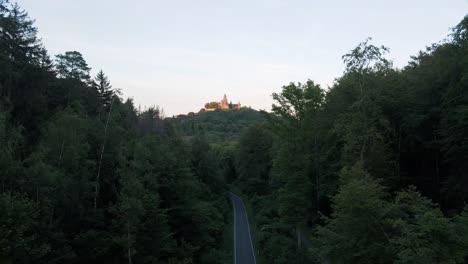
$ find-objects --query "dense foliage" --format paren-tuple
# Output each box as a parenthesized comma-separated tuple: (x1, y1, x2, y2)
(167, 108, 264, 143)
(234, 17, 468, 263)
(0, 2, 229, 263)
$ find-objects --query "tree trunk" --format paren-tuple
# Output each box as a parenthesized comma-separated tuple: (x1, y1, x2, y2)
(432, 127, 440, 189)
(49, 207, 54, 228)
(360, 140, 366, 163)
(397, 126, 402, 182)
(127, 222, 132, 264)
(296, 226, 302, 249)
(58, 139, 65, 168)
(94, 98, 114, 209)
(314, 134, 320, 213)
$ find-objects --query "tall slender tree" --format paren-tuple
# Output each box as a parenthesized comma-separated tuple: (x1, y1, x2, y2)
(270, 80, 324, 247)
(93, 70, 114, 109)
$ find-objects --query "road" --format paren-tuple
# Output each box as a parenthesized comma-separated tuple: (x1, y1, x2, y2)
(230, 193, 257, 264)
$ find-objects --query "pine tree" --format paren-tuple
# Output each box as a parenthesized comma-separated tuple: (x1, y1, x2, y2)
(93, 70, 114, 110)
(55, 51, 91, 81)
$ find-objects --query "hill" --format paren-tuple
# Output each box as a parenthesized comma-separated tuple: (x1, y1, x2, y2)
(168, 108, 265, 143)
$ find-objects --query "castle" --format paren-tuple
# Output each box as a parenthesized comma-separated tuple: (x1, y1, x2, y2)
(204, 94, 241, 111)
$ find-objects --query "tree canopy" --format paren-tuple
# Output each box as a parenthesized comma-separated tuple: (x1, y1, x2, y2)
(234, 16, 468, 263)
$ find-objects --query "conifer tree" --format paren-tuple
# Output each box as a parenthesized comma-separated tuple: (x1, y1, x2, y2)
(93, 70, 114, 109)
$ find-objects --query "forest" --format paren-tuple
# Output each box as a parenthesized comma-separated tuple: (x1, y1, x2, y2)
(0, 2, 230, 263)
(167, 108, 264, 143)
(1, 1, 468, 263)
(234, 18, 468, 263)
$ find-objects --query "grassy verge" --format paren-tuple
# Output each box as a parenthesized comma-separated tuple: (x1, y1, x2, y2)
(221, 194, 233, 263)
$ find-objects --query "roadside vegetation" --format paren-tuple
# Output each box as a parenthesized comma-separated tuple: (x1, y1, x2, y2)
(233, 17, 468, 264)
(0, 2, 229, 263)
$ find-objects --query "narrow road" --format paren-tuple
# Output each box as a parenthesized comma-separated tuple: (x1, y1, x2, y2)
(230, 193, 257, 264)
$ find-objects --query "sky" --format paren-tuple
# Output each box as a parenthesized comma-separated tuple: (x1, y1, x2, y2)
(17, 0, 467, 116)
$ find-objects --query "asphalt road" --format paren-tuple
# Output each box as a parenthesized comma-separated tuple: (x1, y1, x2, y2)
(230, 193, 257, 264)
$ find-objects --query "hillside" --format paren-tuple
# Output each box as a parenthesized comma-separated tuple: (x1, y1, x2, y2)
(168, 108, 265, 143)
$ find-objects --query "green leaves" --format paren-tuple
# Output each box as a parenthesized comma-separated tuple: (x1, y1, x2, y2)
(391, 189, 468, 264)
(236, 125, 273, 195)
(93, 70, 114, 110)
(342, 37, 392, 73)
(55, 51, 91, 81)
(0, 2, 234, 263)
(451, 16, 468, 44)
(0, 105, 22, 190)
(0, 2, 44, 66)
(315, 164, 391, 264)
(0, 193, 50, 263)
(271, 80, 324, 124)
(315, 166, 468, 264)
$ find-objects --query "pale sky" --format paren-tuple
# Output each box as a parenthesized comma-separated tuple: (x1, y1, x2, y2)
(18, 0, 467, 116)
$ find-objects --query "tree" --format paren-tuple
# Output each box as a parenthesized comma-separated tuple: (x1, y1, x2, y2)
(271, 80, 324, 123)
(214, 142, 237, 183)
(54, 51, 96, 110)
(190, 136, 223, 192)
(270, 80, 324, 247)
(390, 188, 468, 264)
(315, 163, 393, 264)
(0, 104, 22, 192)
(236, 125, 273, 195)
(437, 17, 468, 211)
(93, 70, 114, 109)
(137, 106, 164, 136)
(0, 2, 43, 72)
(342, 37, 391, 74)
(0, 2, 231, 263)
(0, 193, 50, 263)
(38, 109, 94, 235)
(115, 169, 145, 264)
(329, 38, 398, 189)
(204, 101, 219, 109)
(0, 2, 51, 139)
(55, 51, 90, 81)
(315, 164, 468, 264)
(134, 189, 175, 264)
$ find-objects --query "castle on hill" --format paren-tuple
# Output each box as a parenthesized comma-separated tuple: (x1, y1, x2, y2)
(204, 94, 241, 111)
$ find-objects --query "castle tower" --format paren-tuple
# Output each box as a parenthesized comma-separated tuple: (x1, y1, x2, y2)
(219, 94, 229, 109)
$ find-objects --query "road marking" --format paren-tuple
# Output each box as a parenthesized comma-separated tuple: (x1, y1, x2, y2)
(240, 198, 257, 264)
